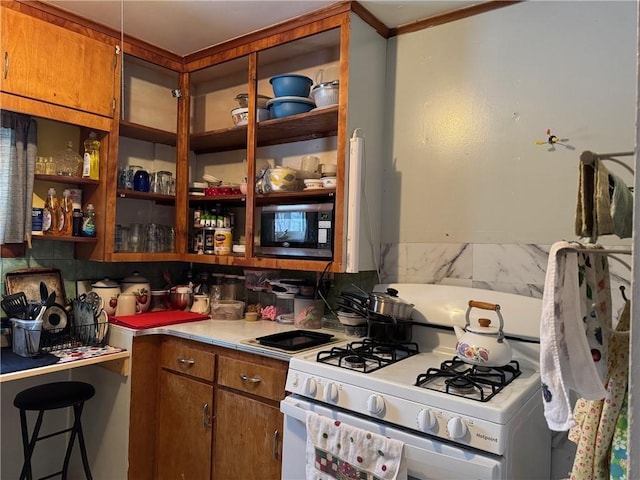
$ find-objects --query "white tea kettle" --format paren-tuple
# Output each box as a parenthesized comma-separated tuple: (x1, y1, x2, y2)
(453, 300, 512, 367)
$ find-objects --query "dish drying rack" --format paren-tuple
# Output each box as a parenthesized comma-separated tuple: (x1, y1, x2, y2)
(40, 320, 109, 352)
(12, 315, 108, 357)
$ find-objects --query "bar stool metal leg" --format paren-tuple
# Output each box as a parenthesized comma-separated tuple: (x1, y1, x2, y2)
(61, 402, 92, 480)
(19, 409, 45, 480)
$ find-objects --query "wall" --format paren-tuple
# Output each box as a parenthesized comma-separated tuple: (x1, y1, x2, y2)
(379, 2, 637, 479)
(380, 1, 635, 310)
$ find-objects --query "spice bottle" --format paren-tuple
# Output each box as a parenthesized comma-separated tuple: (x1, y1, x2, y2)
(81, 203, 96, 237)
(83, 132, 100, 180)
(43, 188, 59, 235)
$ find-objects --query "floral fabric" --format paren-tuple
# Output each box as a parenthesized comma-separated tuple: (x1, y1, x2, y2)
(568, 301, 629, 479)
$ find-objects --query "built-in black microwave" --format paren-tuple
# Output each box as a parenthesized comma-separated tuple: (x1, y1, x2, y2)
(256, 203, 333, 259)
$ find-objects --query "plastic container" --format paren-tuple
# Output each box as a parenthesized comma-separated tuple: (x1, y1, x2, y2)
(83, 131, 100, 180)
(266, 96, 315, 119)
(81, 204, 96, 237)
(214, 227, 232, 255)
(43, 188, 59, 235)
(210, 300, 245, 320)
(11, 318, 42, 357)
(269, 74, 313, 97)
(293, 297, 324, 329)
(275, 292, 295, 320)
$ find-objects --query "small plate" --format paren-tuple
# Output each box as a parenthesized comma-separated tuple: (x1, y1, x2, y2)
(304, 186, 325, 190)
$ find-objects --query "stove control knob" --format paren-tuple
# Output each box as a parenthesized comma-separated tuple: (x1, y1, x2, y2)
(366, 394, 385, 415)
(324, 382, 338, 403)
(417, 409, 437, 431)
(303, 378, 318, 397)
(447, 417, 467, 439)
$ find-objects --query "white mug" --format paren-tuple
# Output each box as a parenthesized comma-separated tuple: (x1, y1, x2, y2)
(191, 294, 210, 314)
(115, 292, 141, 316)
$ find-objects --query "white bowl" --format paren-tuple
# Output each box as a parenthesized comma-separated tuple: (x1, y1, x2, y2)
(231, 107, 270, 126)
(321, 176, 337, 188)
(310, 81, 339, 108)
(337, 311, 367, 326)
(304, 179, 323, 189)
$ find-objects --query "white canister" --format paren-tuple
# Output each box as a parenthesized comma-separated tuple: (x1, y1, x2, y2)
(120, 272, 151, 312)
(91, 278, 121, 315)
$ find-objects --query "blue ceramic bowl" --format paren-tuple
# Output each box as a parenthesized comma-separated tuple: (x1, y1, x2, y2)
(269, 74, 313, 97)
(267, 96, 315, 119)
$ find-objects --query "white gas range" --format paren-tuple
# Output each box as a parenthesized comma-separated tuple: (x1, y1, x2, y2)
(280, 284, 551, 480)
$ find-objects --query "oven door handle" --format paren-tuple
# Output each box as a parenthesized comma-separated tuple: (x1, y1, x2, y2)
(280, 396, 310, 421)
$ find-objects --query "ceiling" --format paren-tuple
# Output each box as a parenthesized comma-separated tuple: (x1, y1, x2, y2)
(43, 1, 480, 57)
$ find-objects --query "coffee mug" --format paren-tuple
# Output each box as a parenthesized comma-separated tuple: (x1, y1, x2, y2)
(115, 292, 141, 316)
(191, 294, 210, 314)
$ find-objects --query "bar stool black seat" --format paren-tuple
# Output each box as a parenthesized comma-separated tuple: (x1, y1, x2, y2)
(14, 381, 95, 480)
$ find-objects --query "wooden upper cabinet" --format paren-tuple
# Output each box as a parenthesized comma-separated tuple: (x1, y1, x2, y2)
(1, 7, 118, 117)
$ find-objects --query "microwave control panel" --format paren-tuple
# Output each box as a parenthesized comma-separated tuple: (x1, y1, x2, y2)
(318, 211, 333, 248)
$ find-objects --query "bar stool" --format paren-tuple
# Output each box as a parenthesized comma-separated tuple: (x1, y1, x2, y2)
(14, 381, 95, 480)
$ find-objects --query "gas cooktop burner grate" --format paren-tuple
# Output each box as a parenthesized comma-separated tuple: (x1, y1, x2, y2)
(316, 339, 419, 373)
(415, 357, 521, 402)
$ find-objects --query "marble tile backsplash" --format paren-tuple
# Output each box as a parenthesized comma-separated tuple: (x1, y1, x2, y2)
(380, 242, 631, 318)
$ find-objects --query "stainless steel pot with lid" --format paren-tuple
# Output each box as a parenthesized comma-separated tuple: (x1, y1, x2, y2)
(367, 288, 414, 320)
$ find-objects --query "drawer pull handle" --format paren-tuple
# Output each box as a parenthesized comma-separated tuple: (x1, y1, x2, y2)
(4, 52, 8, 79)
(202, 403, 212, 428)
(273, 429, 280, 459)
(178, 357, 195, 365)
(240, 373, 261, 383)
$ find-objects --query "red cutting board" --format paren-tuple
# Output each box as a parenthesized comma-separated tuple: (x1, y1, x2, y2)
(109, 310, 210, 329)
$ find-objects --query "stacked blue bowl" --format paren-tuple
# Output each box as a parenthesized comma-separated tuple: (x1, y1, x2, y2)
(267, 74, 315, 119)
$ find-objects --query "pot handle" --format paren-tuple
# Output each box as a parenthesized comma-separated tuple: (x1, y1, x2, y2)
(465, 300, 505, 343)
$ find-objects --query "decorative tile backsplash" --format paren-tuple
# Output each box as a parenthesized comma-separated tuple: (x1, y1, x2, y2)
(380, 242, 631, 319)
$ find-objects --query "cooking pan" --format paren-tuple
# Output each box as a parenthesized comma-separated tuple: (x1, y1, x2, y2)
(367, 316, 412, 343)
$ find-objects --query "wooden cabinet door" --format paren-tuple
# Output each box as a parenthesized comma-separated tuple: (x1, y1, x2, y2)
(213, 389, 283, 479)
(156, 371, 213, 479)
(1, 7, 117, 117)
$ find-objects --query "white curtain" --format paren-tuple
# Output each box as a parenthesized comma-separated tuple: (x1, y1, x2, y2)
(0, 111, 37, 244)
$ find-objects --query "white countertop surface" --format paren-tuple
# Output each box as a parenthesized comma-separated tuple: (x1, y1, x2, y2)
(111, 318, 346, 362)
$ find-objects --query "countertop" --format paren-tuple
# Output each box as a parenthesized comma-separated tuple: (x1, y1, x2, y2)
(110, 317, 346, 362)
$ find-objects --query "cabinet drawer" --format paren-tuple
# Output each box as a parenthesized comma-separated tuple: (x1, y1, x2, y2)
(217, 356, 286, 402)
(160, 339, 215, 382)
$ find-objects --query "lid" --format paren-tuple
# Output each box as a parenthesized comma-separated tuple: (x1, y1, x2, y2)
(467, 318, 500, 335)
(48, 188, 56, 195)
(269, 74, 313, 84)
(370, 288, 414, 306)
(92, 278, 120, 288)
(121, 271, 149, 284)
(266, 96, 315, 107)
(275, 292, 295, 299)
